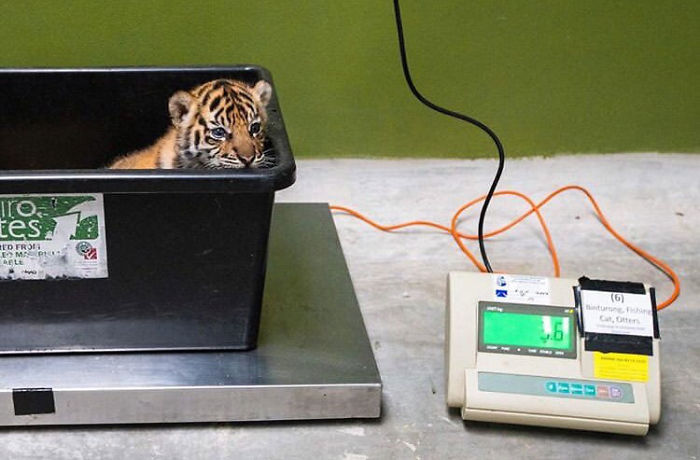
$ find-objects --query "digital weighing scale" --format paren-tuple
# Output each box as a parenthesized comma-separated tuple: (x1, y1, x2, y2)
(446, 272, 660, 435)
(0, 204, 382, 426)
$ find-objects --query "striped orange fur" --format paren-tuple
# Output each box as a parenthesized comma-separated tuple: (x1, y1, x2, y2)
(110, 79, 272, 169)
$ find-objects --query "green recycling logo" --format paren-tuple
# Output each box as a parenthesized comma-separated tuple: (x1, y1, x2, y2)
(0, 196, 100, 242)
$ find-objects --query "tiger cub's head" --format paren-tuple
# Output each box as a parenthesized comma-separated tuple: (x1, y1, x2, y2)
(168, 79, 272, 169)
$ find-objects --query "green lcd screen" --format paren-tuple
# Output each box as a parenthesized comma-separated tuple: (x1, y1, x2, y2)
(482, 310, 572, 350)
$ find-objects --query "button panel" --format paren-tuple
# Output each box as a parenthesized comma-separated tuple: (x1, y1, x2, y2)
(544, 380, 626, 400)
(478, 372, 634, 403)
(544, 380, 624, 399)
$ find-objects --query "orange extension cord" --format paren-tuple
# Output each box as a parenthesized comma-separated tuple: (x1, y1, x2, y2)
(330, 185, 680, 310)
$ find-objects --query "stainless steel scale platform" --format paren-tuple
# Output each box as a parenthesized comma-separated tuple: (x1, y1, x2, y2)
(0, 203, 382, 426)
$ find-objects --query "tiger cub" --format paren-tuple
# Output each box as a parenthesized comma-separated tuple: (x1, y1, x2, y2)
(109, 79, 272, 169)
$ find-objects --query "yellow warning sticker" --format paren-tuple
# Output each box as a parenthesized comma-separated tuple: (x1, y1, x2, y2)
(594, 352, 649, 382)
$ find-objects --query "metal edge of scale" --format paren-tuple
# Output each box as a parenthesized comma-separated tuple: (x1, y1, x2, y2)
(0, 203, 382, 426)
(0, 384, 382, 425)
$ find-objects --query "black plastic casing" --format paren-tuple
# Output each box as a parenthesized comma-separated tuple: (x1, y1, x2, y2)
(0, 66, 296, 353)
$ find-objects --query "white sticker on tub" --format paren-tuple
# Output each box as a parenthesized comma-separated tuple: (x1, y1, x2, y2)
(0, 194, 108, 280)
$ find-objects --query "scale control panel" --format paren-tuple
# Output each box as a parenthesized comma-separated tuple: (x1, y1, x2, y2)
(446, 272, 660, 435)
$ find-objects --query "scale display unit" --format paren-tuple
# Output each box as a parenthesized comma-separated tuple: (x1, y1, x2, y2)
(447, 272, 660, 435)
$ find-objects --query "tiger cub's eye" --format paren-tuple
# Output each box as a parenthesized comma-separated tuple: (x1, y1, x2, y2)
(210, 127, 227, 139)
(249, 122, 261, 136)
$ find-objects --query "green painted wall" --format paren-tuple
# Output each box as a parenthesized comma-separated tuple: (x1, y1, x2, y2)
(1, 1, 697, 158)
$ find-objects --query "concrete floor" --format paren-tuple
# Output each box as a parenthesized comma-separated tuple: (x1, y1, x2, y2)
(1, 154, 698, 459)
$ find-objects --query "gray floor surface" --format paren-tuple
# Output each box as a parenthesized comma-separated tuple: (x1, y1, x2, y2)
(1, 154, 698, 459)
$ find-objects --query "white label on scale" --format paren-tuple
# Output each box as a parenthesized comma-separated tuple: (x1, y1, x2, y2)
(493, 274, 551, 305)
(580, 290, 654, 337)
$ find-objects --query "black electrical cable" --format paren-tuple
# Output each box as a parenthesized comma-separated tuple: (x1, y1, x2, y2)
(392, 0, 505, 273)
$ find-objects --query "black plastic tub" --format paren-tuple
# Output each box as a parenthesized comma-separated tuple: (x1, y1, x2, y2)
(0, 66, 295, 354)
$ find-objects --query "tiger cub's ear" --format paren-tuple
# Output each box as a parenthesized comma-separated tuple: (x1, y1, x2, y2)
(168, 91, 197, 127)
(252, 80, 272, 106)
